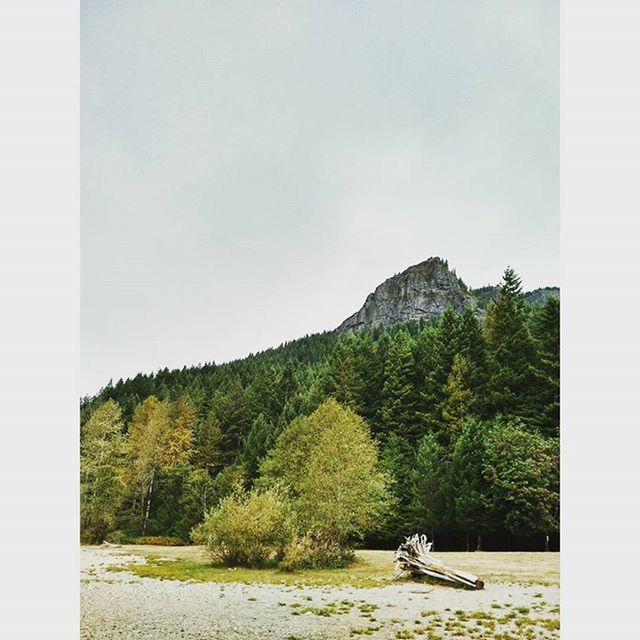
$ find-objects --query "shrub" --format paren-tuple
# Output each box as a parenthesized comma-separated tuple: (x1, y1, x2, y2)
(134, 535, 183, 546)
(279, 532, 355, 571)
(192, 486, 294, 567)
(105, 530, 132, 544)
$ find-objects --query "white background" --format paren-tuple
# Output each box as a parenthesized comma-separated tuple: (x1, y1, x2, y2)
(0, 0, 639, 638)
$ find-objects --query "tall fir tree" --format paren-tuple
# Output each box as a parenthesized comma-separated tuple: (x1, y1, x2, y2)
(241, 413, 276, 482)
(458, 306, 489, 408)
(485, 268, 537, 420)
(322, 335, 362, 411)
(411, 432, 451, 548)
(441, 354, 476, 446)
(418, 306, 461, 440)
(529, 296, 560, 436)
(379, 330, 417, 441)
(451, 418, 497, 551)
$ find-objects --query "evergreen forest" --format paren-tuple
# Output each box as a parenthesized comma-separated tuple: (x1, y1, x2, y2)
(80, 268, 559, 551)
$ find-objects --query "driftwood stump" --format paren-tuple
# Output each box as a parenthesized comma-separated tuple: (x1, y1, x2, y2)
(395, 534, 484, 589)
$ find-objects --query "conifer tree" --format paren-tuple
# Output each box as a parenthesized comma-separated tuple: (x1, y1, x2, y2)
(379, 330, 417, 441)
(529, 296, 560, 436)
(485, 268, 537, 419)
(191, 410, 223, 476)
(242, 413, 276, 481)
(353, 330, 385, 424)
(442, 355, 476, 446)
(419, 306, 462, 439)
(451, 418, 497, 551)
(458, 306, 489, 404)
(322, 335, 361, 411)
(411, 432, 450, 548)
(378, 432, 415, 544)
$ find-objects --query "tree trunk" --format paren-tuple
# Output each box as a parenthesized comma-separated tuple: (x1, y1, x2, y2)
(395, 534, 484, 589)
(476, 534, 482, 551)
(142, 472, 154, 535)
(430, 527, 435, 552)
(466, 532, 470, 552)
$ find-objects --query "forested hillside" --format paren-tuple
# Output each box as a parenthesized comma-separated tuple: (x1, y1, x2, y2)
(81, 267, 559, 551)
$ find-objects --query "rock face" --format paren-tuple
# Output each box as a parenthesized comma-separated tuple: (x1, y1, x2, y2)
(337, 257, 560, 334)
(337, 257, 476, 333)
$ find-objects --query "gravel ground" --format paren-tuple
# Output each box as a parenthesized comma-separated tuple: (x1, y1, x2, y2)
(81, 547, 559, 640)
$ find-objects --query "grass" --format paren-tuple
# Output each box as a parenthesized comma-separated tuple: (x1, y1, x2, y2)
(102, 545, 559, 588)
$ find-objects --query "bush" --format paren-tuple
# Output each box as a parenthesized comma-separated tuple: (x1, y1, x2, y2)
(134, 535, 183, 546)
(105, 530, 132, 545)
(192, 486, 295, 567)
(278, 532, 355, 571)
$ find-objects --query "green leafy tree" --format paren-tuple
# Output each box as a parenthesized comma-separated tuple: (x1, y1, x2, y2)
(163, 395, 195, 469)
(80, 400, 126, 542)
(485, 420, 560, 539)
(261, 399, 390, 546)
(125, 396, 172, 534)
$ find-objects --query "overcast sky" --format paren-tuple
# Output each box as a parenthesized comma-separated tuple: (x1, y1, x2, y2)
(81, 0, 558, 396)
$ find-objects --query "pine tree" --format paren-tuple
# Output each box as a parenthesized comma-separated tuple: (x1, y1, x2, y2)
(529, 296, 560, 436)
(442, 355, 476, 446)
(379, 330, 417, 441)
(411, 432, 450, 548)
(485, 268, 537, 419)
(458, 306, 489, 405)
(451, 418, 497, 551)
(322, 335, 361, 411)
(378, 432, 415, 544)
(352, 331, 384, 423)
(418, 306, 461, 439)
(242, 413, 276, 481)
(191, 410, 223, 476)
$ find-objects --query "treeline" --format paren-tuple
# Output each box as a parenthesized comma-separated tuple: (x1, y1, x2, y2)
(81, 268, 559, 550)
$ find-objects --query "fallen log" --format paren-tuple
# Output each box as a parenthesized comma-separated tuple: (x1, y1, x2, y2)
(101, 540, 122, 548)
(394, 534, 484, 590)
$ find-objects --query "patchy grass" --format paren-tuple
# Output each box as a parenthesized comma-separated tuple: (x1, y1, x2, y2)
(103, 545, 559, 587)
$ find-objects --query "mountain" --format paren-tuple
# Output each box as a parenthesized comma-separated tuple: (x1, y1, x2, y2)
(337, 257, 559, 333)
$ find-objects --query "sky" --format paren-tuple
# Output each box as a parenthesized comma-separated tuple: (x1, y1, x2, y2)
(81, 0, 558, 396)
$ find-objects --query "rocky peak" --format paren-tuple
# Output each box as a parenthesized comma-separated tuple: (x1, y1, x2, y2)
(337, 257, 476, 333)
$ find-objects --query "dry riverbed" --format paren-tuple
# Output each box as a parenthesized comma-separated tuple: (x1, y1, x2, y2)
(81, 546, 559, 640)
